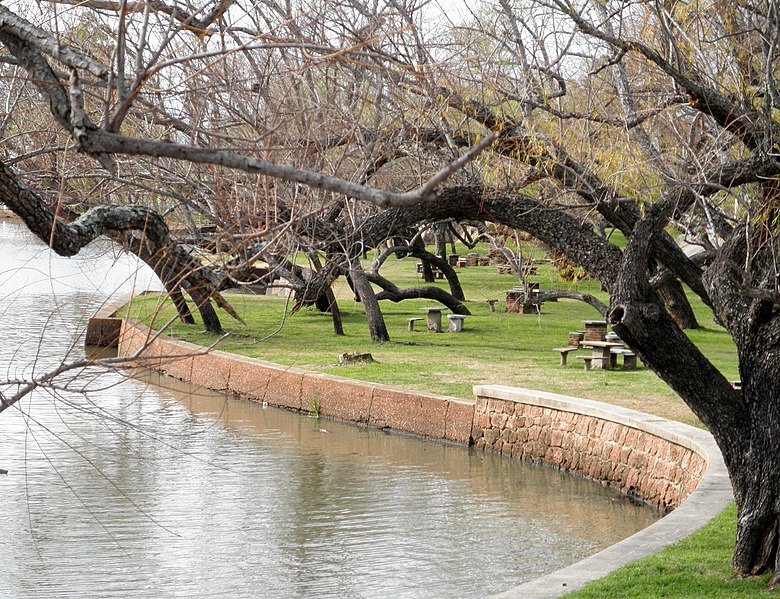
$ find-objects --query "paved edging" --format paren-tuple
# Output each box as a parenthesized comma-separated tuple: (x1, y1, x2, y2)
(483, 386, 733, 598)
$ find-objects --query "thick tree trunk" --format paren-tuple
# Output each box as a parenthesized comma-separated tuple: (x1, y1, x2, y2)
(435, 222, 447, 260)
(420, 259, 435, 283)
(726, 363, 780, 578)
(166, 284, 195, 325)
(349, 261, 390, 342)
(126, 237, 223, 332)
(657, 277, 699, 330)
(366, 271, 471, 315)
(0, 159, 228, 332)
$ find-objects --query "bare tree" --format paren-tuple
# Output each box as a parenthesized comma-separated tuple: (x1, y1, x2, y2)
(7, 0, 780, 583)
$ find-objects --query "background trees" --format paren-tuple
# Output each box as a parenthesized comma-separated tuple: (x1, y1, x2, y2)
(4, 0, 780, 582)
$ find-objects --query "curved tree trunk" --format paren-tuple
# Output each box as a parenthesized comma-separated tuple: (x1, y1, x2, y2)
(366, 272, 471, 315)
(165, 284, 195, 325)
(127, 237, 223, 332)
(531, 290, 608, 315)
(410, 237, 465, 300)
(0, 160, 230, 332)
(349, 260, 390, 342)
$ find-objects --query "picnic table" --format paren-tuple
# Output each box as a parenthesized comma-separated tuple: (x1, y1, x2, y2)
(580, 340, 624, 370)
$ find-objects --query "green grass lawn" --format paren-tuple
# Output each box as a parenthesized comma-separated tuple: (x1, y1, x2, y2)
(121, 242, 755, 597)
(124, 243, 738, 428)
(567, 504, 774, 598)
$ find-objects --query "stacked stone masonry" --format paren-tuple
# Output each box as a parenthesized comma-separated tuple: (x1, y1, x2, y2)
(472, 394, 705, 511)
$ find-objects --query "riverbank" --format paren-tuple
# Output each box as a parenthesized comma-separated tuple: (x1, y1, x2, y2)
(94, 296, 733, 597)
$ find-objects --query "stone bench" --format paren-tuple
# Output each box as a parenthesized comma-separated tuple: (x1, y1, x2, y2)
(610, 348, 637, 370)
(447, 314, 467, 332)
(577, 355, 609, 371)
(552, 347, 579, 366)
(407, 317, 425, 332)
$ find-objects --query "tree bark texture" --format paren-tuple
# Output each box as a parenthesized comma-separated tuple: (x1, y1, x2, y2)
(657, 278, 699, 330)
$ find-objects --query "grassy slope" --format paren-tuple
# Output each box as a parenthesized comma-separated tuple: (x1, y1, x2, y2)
(123, 241, 753, 597)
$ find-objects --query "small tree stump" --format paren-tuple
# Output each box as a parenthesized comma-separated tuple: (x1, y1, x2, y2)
(338, 351, 375, 364)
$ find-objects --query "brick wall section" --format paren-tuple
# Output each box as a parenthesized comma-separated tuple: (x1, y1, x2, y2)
(115, 319, 708, 512)
(472, 393, 706, 511)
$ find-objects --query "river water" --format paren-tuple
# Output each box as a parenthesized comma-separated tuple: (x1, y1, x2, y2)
(0, 220, 660, 598)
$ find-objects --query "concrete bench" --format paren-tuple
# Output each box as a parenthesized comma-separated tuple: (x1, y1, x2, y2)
(407, 317, 424, 332)
(577, 355, 609, 371)
(610, 348, 637, 370)
(553, 347, 578, 366)
(447, 314, 467, 332)
(486, 299, 499, 312)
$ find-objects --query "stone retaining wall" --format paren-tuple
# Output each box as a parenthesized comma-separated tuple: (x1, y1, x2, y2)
(472, 387, 705, 510)
(111, 317, 708, 511)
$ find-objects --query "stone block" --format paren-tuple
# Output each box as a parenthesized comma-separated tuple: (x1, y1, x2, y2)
(369, 386, 448, 438)
(190, 352, 233, 391)
(475, 412, 491, 429)
(487, 398, 507, 413)
(301, 373, 372, 423)
(85, 317, 123, 347)
(483, 428, 499, 445)
(491, 412, 508, 429)
(445, 400, 475, 444)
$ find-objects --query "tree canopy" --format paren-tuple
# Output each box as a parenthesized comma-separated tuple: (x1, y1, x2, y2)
(3, 0, 780, 583)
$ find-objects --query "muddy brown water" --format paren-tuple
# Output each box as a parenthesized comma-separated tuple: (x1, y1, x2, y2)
(0, 221, 660, 598)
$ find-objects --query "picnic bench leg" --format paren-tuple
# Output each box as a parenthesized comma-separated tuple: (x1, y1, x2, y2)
(427, 312, 442, 332)
(590, 348, 610, 369)
(560, 352, 569, 366)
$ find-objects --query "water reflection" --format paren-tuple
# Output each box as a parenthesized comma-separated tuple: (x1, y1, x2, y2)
(0, 220, 660, 598)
